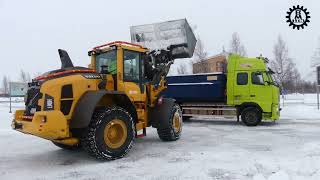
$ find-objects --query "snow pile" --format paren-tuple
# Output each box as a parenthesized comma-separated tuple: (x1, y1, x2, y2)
(280, 94, 320, 120)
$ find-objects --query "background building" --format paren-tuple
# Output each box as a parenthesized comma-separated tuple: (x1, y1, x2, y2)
(193, 51, 229, 74)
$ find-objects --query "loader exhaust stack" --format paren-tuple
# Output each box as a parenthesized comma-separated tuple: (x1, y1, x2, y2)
(58, 49, 74, 69)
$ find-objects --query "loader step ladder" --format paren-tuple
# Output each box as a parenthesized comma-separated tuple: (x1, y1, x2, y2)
(135, 128, 146, 138)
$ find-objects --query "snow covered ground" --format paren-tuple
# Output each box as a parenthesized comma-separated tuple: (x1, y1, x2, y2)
(0, 94, 319, 180)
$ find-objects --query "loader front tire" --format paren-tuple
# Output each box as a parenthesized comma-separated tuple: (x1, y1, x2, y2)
(81, 106, 135, 160)
(157, 104, 183, 141)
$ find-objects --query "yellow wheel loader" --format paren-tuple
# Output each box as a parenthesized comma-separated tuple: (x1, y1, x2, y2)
(12, 19, 196, 160)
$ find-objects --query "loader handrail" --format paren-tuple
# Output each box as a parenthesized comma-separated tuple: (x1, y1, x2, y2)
(35, 69, 96, 81)
(93, 41, 145, 50)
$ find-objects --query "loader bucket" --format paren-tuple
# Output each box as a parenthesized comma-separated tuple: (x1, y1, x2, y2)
(130, 19, 197, 59)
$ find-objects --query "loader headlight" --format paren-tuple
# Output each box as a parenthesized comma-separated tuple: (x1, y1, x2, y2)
(30, 108, 36, 114)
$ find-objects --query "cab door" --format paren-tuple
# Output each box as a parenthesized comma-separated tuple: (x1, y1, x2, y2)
(250, 71, 272, 112)
(233, 71, 250, 105)
(121, 49, 146, 103)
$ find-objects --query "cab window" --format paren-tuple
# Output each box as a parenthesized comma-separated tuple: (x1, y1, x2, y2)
(95, 50, 117, 74)
(123, 50, 140, 82)
(252, 72, 264, 85)
(237, 72, 248, 85)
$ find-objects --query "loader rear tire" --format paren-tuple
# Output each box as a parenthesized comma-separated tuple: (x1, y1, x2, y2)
(81, 106, 135, 160)
(241, 107, 262, 126)
(157, 104, 183, 141)
(52, 141, 81, 150)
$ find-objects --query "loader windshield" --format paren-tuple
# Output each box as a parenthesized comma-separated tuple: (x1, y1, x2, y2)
(96, 50, 117, 74)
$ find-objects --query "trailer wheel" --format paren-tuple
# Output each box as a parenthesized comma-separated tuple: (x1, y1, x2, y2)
(52, 141, 81, 150)
(157, 104, 183, 141)
(81, 106, 135, 160)
(241, 107, 262, 126)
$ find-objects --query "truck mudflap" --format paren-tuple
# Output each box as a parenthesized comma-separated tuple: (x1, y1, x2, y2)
(149, 98, 176, 128)
(12, 110, 70, 140)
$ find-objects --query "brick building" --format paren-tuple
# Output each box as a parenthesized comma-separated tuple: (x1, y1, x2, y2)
(193, 51, 229, 74)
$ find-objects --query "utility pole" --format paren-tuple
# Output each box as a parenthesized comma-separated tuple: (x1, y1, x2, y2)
(9, 82, 12, 113)
(317, 66, 320, 110)
(317, 85, 319, 110)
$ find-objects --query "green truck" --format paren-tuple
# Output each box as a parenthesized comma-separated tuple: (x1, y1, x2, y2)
(162, 54, 280, 126)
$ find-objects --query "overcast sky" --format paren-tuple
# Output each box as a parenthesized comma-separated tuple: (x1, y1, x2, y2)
(0, 0, 319, 81)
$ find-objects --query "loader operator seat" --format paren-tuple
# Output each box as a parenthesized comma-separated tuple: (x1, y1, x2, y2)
(96, 50, 117, 74)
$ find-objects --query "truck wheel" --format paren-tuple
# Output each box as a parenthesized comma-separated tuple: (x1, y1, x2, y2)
(241, 107, 262, 126)
(81, 106, 135, 160)
(157, 104, 183, 141)
(52, 141, 81, 150)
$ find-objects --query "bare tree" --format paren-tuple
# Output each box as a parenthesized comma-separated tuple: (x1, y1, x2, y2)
(2, 76, 9, 95)
(270, 35, 297, 90)
(20, 70, 31, 83)
(292, 67, 301, 93)
(194, 37, 208, 61)
(229, 32, 247, 56)
(177, 63, 188, 75)
(193, 36, 209, 73)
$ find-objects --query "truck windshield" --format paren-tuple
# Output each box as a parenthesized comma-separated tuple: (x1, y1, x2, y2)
(266, 72, 279, 86)
(96, 50, 117, 74)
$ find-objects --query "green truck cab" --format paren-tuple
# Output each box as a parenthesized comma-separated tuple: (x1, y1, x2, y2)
(227, 54, 280, 122)
(163, 54, 280, 126)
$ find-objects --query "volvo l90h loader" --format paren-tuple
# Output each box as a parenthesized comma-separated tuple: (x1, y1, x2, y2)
(12, 19, 196, 160)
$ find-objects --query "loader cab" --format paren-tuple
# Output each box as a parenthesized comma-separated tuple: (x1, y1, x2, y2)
(89, 41, 149, 102)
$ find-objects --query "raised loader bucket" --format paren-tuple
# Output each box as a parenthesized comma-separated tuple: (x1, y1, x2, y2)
(130, 19, 196, 59)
